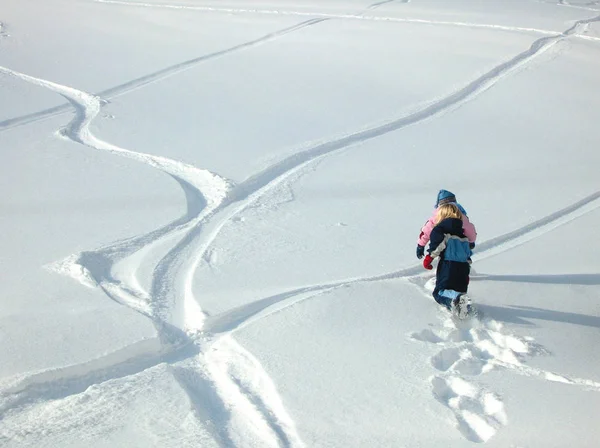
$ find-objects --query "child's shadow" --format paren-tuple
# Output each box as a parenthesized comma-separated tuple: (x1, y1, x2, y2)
(473, 273, 600, 329)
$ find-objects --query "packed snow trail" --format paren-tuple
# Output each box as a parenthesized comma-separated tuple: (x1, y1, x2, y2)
(0, 65, 231, 326)
(0, 66, 303, 448)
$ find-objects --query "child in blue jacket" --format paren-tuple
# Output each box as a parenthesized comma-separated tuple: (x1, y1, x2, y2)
(422, 203, 472, 317)
(416, 189, 476, 259)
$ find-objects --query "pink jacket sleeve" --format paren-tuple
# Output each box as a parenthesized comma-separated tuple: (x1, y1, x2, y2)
(417, 213, 436, 246)
(418, 210, 477, 246)
(462, 215, 477, 243)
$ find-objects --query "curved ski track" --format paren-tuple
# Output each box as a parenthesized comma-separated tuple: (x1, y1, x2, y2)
(2, 0, 598, 132)
(0, 18, 327, 131)
(2, 5, 600, 448)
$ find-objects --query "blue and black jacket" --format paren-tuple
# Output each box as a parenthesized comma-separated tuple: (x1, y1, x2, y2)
(429, 217, 472, 263)
(429, 217, 472, 296)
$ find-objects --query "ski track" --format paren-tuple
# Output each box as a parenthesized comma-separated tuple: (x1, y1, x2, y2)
(531, 0, 600, 11)
(0, 66, 303, 448)
(2, 5, 600, 447)
(90, 0, 600, 41)
(93, 0, 563, 37)
(3, 1, 599, 132)
(0, 338, 198, 420)
(577, 32, 600, 40)
(0, 18, 328, 132)
(0, 66, 232, 325)
(368, 0, 409, 10)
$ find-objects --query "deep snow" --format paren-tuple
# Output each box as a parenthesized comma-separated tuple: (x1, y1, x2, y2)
(1, 0, 600, 446)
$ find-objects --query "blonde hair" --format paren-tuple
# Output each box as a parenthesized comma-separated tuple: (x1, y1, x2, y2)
(436, 203, 462, 224)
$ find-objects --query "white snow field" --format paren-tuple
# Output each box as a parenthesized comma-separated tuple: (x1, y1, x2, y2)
(1, 0, 600, 446)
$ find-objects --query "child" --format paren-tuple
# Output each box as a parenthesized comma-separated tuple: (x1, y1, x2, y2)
(416, 189, 476, 259)
(422, 203, 472, 316)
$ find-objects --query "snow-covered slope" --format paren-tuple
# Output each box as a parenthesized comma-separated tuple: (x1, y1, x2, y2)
(1, 0, 599, 446)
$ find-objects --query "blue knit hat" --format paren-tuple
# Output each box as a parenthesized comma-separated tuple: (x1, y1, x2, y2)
(436, 189, 456, 207)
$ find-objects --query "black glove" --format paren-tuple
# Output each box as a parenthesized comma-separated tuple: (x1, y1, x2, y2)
(469, 242, 476, 249)
(416, 245, 425, 259)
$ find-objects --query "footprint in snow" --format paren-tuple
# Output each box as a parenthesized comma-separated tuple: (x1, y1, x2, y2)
(409, 284, 547, 443)
(432, 375, 507, 443)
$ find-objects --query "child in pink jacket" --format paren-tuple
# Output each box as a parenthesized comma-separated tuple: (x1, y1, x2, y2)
(416, 189, 477, 259)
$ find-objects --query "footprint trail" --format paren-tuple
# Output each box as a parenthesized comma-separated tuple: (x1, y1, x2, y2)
(409, 281, 600, 443)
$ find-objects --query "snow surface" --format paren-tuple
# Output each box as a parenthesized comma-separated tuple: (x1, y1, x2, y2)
(1, 0, 600, 446)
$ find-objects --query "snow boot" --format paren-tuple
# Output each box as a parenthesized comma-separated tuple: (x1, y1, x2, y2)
(452, 294, 470, 319)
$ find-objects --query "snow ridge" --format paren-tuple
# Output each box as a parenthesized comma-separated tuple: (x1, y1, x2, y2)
(577, 33, 600, 41)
